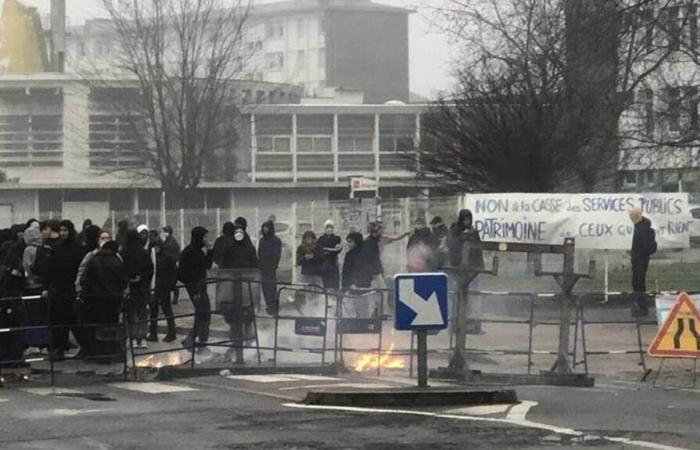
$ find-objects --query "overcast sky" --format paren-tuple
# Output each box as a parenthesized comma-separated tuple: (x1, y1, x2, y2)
(12, 0, 455, 98)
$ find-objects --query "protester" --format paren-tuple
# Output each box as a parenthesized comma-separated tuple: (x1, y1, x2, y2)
(120, 229, 154, 349)
(296, 230, 323, 314)
(116, 220, 129, 250)
(341, 232, 372, 318)
(160, 225, 181, 305)
(147, 240, 177, 342)
(406, 217, 438, 272)
(22, 225, 46, 295)
(77, 219, 93, 247)
(363, 222, 384, 291)
(317, 219, 342, 290)
(629, 207, 657, 317)
(0, 228, 27, 365)
(75, 226, 104, 294)
(430, 216, 449, 268)
(80, 240, 127, 362)
(178, 226, 213, 351)
(257, 220, 281, 316)
(447, 209, 484, 269)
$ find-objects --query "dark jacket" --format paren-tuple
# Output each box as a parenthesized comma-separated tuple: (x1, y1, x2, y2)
(317, 233, 342, 268)
(155, 251, 178, 292)
(258, 221, 282, 272)
(47, 236, 86, 295)
(362, 234, 383, 277)
(162, 236, 181, 264)
(342, 237, 371, 289)
(214, 232, 258, 270)
(81, 245, 127, 311)
(632, 217, 656, 262)
(448, 209, 484, 269)
(119, 230, 154, 292)
(178, 227, 213, 284)
(297, 241, 322, 276)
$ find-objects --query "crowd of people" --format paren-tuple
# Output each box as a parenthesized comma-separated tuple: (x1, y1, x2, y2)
(0, 209, 487, 367)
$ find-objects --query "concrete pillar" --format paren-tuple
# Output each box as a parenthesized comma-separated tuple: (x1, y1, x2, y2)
(250, 114, 257, 182)
(333, 113, 339, 182)
(292, 113, 298, 182)
(373, 113, 380, 185)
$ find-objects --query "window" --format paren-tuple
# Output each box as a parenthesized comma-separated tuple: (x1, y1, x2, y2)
(379, 114, 415, 152)
(297, 50, 306, 68)
(265, 52, 285, 70)
(256, 90, 265, 103)
(297, 19, 305, 38)
(265, 21, 284, 39)
(338, 115, 374, 152)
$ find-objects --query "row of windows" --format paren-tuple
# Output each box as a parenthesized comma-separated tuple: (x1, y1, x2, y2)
(264, 18, 326, 40)
(256, 136, 415, 154)
(255, 114, 417, 136)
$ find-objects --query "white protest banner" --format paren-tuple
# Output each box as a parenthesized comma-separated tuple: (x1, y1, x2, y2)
(463, 193, 691, 250)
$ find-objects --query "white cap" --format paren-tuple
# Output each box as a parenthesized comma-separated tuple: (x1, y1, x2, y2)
(324, 219, 335, 229)
(137, 224, 149, 233)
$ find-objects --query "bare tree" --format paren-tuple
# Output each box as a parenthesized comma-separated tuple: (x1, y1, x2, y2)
(81, 0, 252, 203)
(418, 0, 696, 193)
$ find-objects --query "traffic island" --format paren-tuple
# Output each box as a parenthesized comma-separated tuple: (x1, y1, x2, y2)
(430, 368, 595, 388)
(157, 364, 341, 381)
(302, 387, 518, 407)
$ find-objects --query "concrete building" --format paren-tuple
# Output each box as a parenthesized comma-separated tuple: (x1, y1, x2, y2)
(66, 0, 411, 103)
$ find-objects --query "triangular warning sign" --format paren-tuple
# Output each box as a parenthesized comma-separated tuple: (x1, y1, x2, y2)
(648, 292, 700, 358)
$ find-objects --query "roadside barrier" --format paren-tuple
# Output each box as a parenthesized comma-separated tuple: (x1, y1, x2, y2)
(0, 278, 670, 385)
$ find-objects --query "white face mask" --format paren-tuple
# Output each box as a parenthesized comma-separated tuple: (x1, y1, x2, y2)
(234, 230, 244, 242)
(161, 232, 170, 240)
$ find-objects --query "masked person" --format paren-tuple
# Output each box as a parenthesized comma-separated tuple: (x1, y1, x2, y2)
(296, 230, 323, 315)
(258, 221, 281, 316)
(147, 241, 177, 343)
(160, 226, 181, 305)
(178, 227, 213, 352)
(120, 230, 154, 349)
(75, 226, 104, 295)
(317, 219, 342, 291)
(341, 232, 372, 318)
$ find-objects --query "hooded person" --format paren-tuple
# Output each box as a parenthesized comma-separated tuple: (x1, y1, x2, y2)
(80, 240, 127, 362)
(137, 224, 157, 292)
(160, 225, 182, 305)
(22, 225, 46, 294)
(77, 219, 93, 247)
(448, 209, 484, 269)
(317, 219, 342, 290)
(430, 216, 449, 268)
(146, 240, 177, 343)
(258, 220, 282, 316)
(629, 207, 656, 317)
(406, 217, 438, 273)
(177, 226, 213, 351)
(120, 229, 154, 349)
(341, 232, 372, 318)
(42, 220, 87, 358)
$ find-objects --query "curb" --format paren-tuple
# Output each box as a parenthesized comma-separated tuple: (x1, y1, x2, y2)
(157, 364, 342, 380)
(430, 368, 595, 387)
(302, 388, 518, 407)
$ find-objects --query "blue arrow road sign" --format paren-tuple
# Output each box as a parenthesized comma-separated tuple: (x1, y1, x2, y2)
(394, 273, 449, 331)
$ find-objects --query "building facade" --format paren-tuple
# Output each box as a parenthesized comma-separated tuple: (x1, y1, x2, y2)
(66, 0, 411, 103)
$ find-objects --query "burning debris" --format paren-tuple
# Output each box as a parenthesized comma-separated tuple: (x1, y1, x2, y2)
(352, 343, 406, 372)
(135, 351, 189, 369)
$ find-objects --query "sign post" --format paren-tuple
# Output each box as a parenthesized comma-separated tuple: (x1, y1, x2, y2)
(394, 273, 449, 388)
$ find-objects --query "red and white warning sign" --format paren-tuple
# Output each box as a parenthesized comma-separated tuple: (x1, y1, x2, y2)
(648, 292, 700, 358)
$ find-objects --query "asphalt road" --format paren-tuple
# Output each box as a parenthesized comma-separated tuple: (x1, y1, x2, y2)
(1, 372, 699, 449)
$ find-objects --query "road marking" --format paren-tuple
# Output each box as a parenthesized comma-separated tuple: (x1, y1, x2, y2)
(283, 403, 690, 450)
(444, 404, 512, 416)
(109, 382, 197, 394)
(184, 379, 299, 401)
(281, 375, 340, 381)
(23, 388, 82, 396)
(226, 375, 300, 383)
(279, 383, 395, 391)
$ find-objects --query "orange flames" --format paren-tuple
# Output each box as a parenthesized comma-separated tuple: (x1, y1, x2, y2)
(352, 343, 406, 372)
(135, 351, 188, 368)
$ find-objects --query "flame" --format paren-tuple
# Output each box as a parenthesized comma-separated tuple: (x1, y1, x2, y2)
(352, 343, 406, 372)
(135, 351, 188, 368)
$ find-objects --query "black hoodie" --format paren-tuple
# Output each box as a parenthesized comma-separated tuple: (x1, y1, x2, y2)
(119, 230, 154, 291)
(258, 221, 282, 271)
(632, 217, 656, 261)
(178, 226, 213, 283)
(448, 209, 484, 269)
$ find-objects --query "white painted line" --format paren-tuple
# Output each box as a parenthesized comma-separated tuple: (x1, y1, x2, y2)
(283, 403, 689, 450)
(283, 374, 340, 381)
(23, 387, 82, 396)
(226, 375, 299, 383)
(279, 383, 395, 391)
(0, 398, 7, 403)
(444, 404, 512, 416)
(109, 382, 197, 394)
